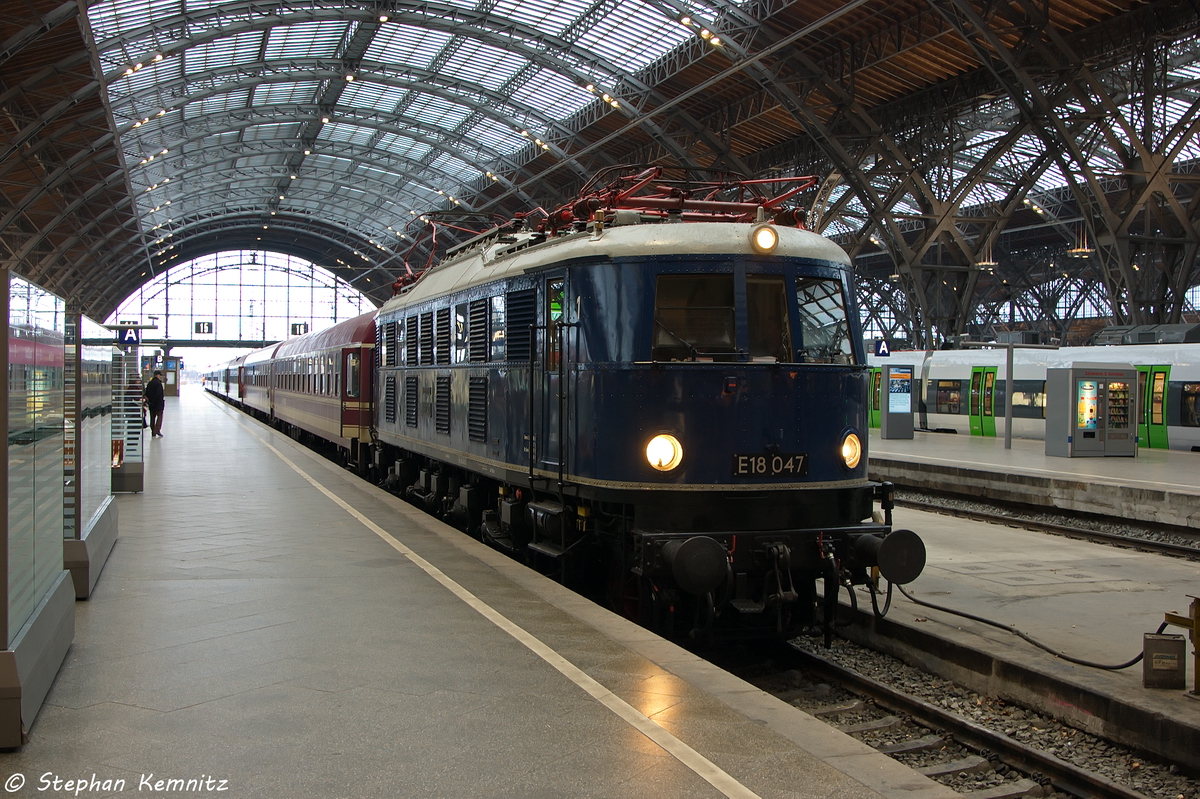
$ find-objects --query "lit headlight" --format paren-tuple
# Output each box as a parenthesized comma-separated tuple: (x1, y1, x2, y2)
(841, 432, 862, 469)
(750, 224, 778, 254)
(646, 434, 683, 471)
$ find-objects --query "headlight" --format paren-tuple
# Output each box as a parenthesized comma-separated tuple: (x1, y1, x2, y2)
(646, 434, 683, 471)
(750, 224, 778, 254)
(841, 432, 862, 469)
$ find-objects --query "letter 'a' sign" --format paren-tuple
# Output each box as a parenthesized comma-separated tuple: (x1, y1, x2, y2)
(115, 327, 140, 349)
(874, 339, 890, 357)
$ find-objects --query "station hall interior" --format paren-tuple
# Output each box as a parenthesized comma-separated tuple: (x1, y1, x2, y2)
(3, 0, 1200, 795)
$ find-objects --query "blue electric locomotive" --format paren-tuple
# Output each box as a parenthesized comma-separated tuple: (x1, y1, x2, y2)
(372, 168, 924, 639)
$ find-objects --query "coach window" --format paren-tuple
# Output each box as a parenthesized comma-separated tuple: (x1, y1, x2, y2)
(1182, 384, 1199, 427)
(1010, 380, 1046, 419)
(346, 352, 361, 399)
(795, 277, 855, 364)
(747, 275, 792, 362)
(935, 380, 962, 414)
(652, 274, 736, 361)
(547, 279, 564, 370)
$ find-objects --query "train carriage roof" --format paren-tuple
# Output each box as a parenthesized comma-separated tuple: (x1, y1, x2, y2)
(272, 311, 378, 360)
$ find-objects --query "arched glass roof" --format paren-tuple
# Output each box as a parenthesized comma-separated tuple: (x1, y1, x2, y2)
(84, 0, 706, 262)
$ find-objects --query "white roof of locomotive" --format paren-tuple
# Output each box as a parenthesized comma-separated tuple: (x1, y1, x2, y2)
(379, 222, 850, 315)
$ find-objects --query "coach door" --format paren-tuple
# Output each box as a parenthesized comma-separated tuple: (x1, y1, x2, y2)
(1138, 365, 1171, 449)
(869, 368, 882, 429)
(968, 366, 997, 436)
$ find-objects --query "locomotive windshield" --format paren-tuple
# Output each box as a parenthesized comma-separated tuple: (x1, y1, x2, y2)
(652, 275, 737, 360)
(651, 272, 855, 364)
(795, 277, 855, 364)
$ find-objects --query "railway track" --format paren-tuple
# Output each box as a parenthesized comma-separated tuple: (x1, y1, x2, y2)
(722, 640, 1194, 799)
(892, 492, 1200, 560)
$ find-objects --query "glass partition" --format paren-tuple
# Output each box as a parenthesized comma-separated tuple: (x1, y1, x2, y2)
(64, 315, 113, 540)
(7, 275, 65, 646)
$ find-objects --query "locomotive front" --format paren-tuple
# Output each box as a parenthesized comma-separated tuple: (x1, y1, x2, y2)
(553, 221, 923, 638)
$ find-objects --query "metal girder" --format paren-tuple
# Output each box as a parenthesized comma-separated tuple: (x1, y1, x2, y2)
(932, 0, 1200, 326)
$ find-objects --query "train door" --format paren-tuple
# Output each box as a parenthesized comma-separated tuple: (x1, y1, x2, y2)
(541, 276, 565, 469)
(869, 368, 881, 429)
(968, 366, 997, 436)
(1138, 365, 1171, 449)
(237, 365, 245, 401)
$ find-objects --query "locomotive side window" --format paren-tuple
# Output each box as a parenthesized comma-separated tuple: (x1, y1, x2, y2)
(345, 352, 360, 399)
(652, 275, 736, 361)
(490, 296, 506, 361)
(794, 277, 855, 364)
(746, 276, 792, 363)
(547, 279, 564, 370)
(454, 303, 469, 364)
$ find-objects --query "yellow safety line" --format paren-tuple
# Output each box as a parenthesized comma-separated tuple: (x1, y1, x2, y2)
(220, 403, 760, 799)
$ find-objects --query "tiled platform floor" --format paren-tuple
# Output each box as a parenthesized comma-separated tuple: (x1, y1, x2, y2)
(1, 386, 953, 798)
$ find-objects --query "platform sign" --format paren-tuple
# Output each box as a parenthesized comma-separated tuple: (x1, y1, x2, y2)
(115, 326, 140, 349)
(291, 323, 308, 335)
(195, 321, 213, 334)
(874, 339, 891, 357)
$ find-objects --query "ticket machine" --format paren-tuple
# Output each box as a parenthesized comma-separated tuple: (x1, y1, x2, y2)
(1046, 363, 1138, 457)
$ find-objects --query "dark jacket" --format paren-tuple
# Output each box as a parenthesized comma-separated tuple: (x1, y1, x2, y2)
(144, 377, 165, 408)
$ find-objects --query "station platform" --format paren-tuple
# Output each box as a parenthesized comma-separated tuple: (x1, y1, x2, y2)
(847, 503, 1200, 771)
(867, 430, 1200, 530)
(1, 387, 955, 799)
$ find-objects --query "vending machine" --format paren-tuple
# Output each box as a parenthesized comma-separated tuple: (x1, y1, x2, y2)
(1045, 363, 1138, 457)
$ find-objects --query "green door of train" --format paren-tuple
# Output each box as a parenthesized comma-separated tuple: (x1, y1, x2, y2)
(869, 368, 882, 429)
(1137, 365, 1171, 449)
(969, 366, 998, 436)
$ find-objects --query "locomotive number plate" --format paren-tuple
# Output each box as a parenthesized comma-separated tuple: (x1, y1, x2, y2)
(732, 453, 808, 477)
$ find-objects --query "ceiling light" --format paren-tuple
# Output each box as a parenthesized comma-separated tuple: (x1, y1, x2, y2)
(304, 149, 311, 155)
(585, 84, 595, 92)
(680, 15, 691, 25)
(699, 29, 711, 39)
(153, 54, 163, 62)
(378, 14, 388, 21)
(321, 116, 330, 123)
(710, 36, 722, 45)
(345, 74, 355, 81)
(291, 174, 297, 179)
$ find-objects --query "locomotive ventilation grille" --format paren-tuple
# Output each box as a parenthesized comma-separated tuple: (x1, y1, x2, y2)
(435, 308, 451, 365)
(468, 298, 488, 362)
(405, 376, 418, 427)
(506, 289, 537, 362)
(435, 376, 451, 434)
(468, 377, 487, 442)
(406, 318, 418, 365)
(419, 312, 433, 365)
(384, 375, 396, 424)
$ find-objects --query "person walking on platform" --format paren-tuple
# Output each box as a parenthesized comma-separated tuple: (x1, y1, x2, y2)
(144, 370, 166, 437)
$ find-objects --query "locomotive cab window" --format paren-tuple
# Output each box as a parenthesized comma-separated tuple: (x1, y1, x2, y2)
(652, 274, 736, 361)
(795, 277, 855, 364)
(746, 275, 792, 363)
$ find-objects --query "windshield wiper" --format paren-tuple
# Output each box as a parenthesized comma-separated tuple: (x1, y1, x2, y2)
(653, 319, 701, 361)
